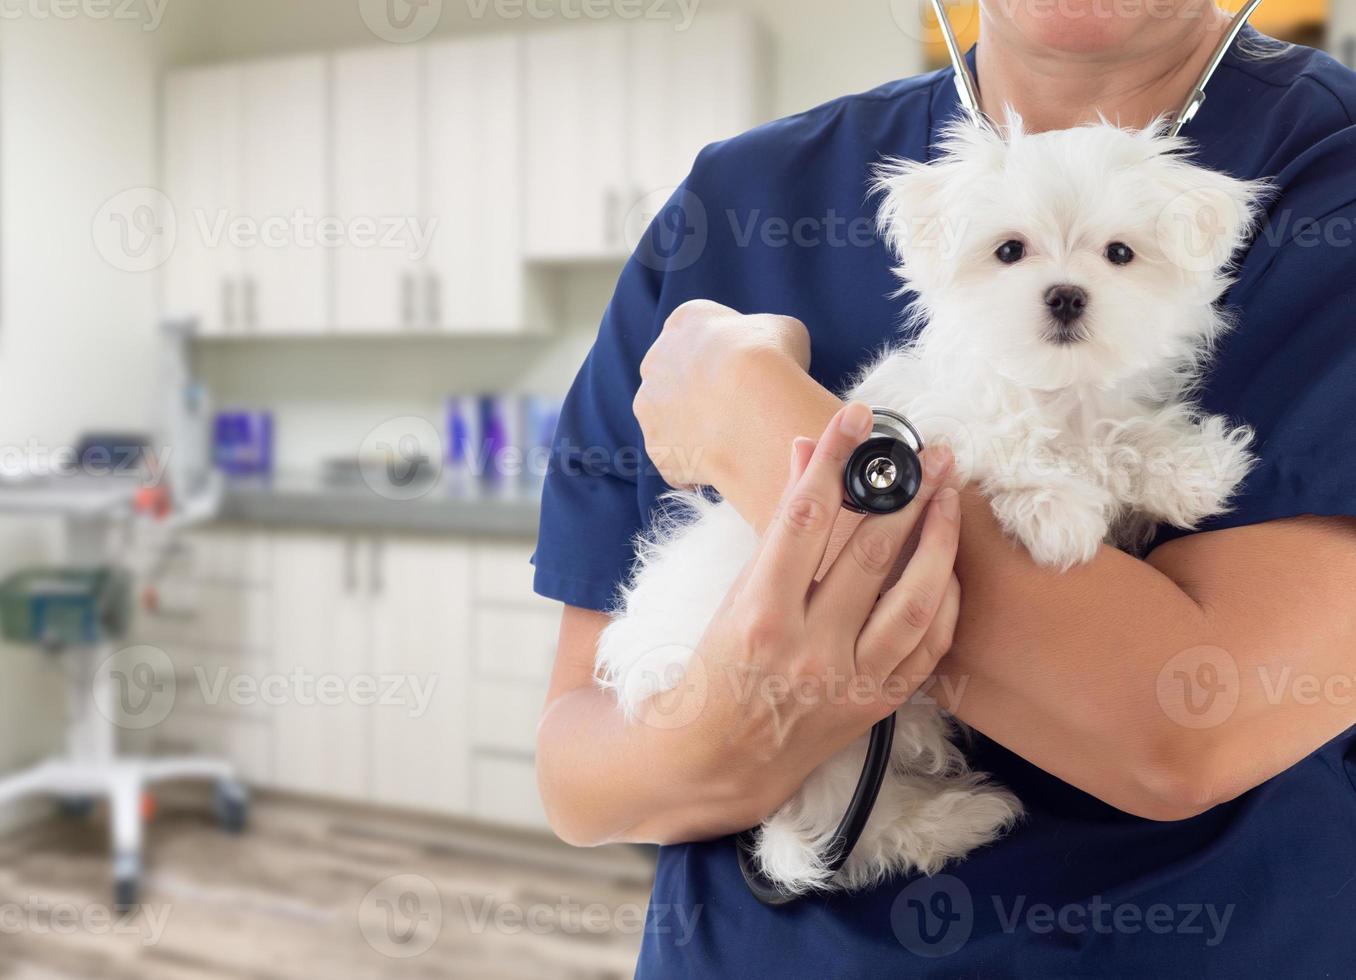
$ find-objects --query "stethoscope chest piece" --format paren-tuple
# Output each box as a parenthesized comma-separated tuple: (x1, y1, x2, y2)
(843, 410, 925, 516)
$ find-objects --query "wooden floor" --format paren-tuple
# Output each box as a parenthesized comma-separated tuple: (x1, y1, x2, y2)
(0, 794, 654, 980)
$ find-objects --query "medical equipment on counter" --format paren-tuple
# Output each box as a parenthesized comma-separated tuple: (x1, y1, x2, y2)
(737, 409, 925, 906)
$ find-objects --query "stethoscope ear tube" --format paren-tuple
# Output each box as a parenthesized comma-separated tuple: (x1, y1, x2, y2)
(738, 409, 922, 905)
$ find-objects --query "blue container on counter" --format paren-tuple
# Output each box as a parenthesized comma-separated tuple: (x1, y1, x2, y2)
(447, 395, 561, 491)
(214, 411, 273, 477)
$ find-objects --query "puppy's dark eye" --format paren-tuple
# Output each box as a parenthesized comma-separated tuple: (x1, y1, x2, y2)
(995, 240, 1026, 264)
(1106, 242, 1135, 266)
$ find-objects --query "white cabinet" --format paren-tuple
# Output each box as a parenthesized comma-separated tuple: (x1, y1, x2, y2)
(162, 66, 240, 336)
(162, 20, 766, 330)
(524, 25, 630, 261)
(467, 543, 559, 831)
(270, 534, 372, 799)
(270, 533, 475, 813)
(136, 530, 554, 830)
(369, 538, 472, 814)
(525, 13, 768, 261)
(628, 15, 768, 195)
(332, 47, 423, 334)
(238, 57, 330, 333)
(162, 56, 329, 336)
(425, 35, 525, 333)
(133, 528, 276, 784)
(334, 39, 530, 334)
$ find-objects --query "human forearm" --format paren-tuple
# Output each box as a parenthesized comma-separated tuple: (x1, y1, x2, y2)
(939, 502, 1356, 820)
(937, 492, 1215, 818)
(702, 348, 843, 532)
(536, 607, 781, 847)
(536, 683, 768, 847)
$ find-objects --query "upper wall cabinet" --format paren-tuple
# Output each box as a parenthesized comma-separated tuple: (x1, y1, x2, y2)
(332, 37, 527, 334)
(161, 18, 768, 335)
(162, 57, 329, 336)
(331, 47, 423, 334)
(524, 13, 769, 262)
(241, 58, 330, 334)
(523, 25, 630, 262)
(161, 65, 241, 337)
(424, 35, 525, 334)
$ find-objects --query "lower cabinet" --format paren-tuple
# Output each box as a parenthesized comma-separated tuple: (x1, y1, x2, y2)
(137, 528, 556, 830)
(257, 532, 555, 828)
(269, 533, 375, 800)
(368, 538, 472, 814)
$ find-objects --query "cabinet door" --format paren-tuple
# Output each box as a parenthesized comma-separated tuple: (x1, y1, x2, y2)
(425, 36, 524, 333)
(270, 534, 371, 800)
(369, 538, 472, 815)
(162, 66, 241, 336)
(524, 26, 629, 261)
(627, 14, 766, 198)
(238, 56, 330, 334)
(333, 47, 423, 333)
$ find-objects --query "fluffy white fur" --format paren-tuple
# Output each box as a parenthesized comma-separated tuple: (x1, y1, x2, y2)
(597, 118, 1265, 895)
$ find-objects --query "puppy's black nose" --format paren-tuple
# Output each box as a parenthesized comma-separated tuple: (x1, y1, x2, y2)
(1045, 284, 1089, 325)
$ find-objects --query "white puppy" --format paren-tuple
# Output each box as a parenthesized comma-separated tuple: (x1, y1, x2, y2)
(597, 120, 1263, 895)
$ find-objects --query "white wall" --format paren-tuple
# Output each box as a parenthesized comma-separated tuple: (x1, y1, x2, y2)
(180, 0, 923, 118)
(0, 5, 213, 779)
(1333, 0, 1356, 65)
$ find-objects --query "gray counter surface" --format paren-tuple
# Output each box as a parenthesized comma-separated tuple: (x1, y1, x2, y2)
(217, 473, 542, 538)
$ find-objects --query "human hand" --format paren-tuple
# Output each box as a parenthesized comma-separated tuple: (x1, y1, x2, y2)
(634, 300, 813, 489)
(664, 403, 962, 821)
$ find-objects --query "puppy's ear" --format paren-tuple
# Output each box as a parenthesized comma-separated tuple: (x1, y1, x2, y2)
(1151, 155, 1265, 275)
(873, 157, 959, 292)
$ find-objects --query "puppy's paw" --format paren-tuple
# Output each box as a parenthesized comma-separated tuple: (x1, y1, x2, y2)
(1153, 420, 1255, 527)
(990, 485, 1109, 570)
(754, 815, 835, 895)
(836, 776, 1023, 890)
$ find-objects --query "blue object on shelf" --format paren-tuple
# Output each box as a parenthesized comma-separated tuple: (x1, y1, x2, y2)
(214, 411, 273, 477)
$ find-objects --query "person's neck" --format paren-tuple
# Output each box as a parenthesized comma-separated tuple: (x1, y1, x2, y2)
(975, 8, 1232, 132)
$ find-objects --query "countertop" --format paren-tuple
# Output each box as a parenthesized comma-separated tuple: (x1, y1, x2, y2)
(216, 473, 542, 538)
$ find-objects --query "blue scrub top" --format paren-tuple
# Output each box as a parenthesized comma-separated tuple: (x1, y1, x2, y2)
(533, 31, 1356, 978)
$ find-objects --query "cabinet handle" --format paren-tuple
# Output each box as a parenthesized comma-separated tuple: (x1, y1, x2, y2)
(244, 276, 259, 331)
(343, 537, 359, 594)
(222, 279, 237, 333)
(401, 273, 416, 328)
(370, 538, 385, 597)
(425, 271, 442, 330)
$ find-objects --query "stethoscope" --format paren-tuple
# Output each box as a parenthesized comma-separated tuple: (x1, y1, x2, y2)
(936, 0, 1266, 138)
(737, 0, 1266, 906)
(737, 409, 925, 906)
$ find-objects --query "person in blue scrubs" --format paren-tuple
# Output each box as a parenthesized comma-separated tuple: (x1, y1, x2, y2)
(533, 3, 1356, 976)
